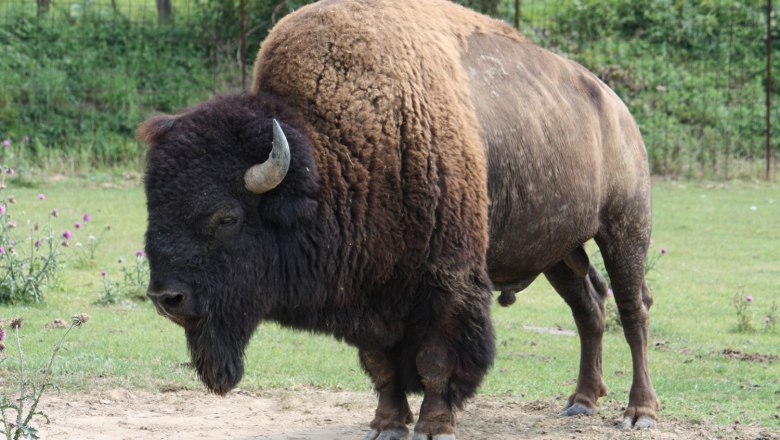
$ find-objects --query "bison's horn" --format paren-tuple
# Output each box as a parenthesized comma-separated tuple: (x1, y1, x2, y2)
(244, 119, 291, 194)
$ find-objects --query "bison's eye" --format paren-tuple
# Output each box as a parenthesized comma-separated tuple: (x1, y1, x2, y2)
(209, 207, 244, 241)
(219, 216, 238, 226)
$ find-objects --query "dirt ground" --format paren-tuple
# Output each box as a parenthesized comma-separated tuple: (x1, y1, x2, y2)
(36, 387, 778, 440)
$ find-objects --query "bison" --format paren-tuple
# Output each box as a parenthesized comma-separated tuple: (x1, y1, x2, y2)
(139, 0, 659, 438)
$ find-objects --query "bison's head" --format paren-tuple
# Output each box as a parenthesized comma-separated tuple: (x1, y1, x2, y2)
(139, 94, 320, 395)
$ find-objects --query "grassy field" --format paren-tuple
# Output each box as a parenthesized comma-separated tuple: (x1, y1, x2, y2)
(0, 178, 778, 428)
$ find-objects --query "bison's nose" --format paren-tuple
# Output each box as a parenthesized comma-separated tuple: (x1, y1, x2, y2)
(148, 283, 196, 323)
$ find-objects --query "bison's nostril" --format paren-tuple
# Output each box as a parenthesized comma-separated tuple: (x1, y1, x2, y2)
(164, 293, 184, 309)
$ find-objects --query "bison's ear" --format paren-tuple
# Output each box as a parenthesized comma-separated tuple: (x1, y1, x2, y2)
(137, 114, 179, 145)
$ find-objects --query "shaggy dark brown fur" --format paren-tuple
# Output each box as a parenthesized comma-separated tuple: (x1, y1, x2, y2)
(141, 0, 657, 438)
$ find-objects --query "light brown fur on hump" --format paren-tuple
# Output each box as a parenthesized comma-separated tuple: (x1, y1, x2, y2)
(250, 0, 516, 273)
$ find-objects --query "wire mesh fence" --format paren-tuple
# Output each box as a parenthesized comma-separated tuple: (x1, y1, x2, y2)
(0, 0, 777, 178)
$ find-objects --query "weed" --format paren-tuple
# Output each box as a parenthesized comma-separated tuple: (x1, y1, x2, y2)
(120, 250, 149, 301)
(763, 302, 777, 333)
(0, 181, 65, 304)
(94, 271, 123, 306)
(95, 251, 149, 305)
(604, 289, 622, 332)
(71, 216, 110, 269)
(0, 314, 89, 440)
(733, 288, 755, 333)
(733, 290, 779, 334)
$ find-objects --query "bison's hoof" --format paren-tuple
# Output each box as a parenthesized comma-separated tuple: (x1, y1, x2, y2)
(364, 428, 409, 440)
(560, 402, 596, 417)
(620, 415, 656, 430)
(411, 434, 455, 440)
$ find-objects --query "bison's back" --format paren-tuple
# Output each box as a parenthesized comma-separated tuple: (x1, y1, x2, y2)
(462, 32, 650, 284)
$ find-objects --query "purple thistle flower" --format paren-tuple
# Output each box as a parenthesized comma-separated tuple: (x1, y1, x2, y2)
(0, 327, 5, 341)
(75, 221, 82, 229)
(5, 168, 13, 175)
(50, 208, 59, 217)
(2, 140, 9, 148)
(0, 205, 5, 215)
(83, 213, 92, 222)
(746, 295, 753, 302)
(135, 249, 144, 257)
(34, 239, 42, 248)
(0, 246, 4, 254)
(38, 193, 46, 200)
(607, 288, 613, 297)
(660, 247, 667, 255)
(63, 230, 72, 240)
(100, 270, 107, 277)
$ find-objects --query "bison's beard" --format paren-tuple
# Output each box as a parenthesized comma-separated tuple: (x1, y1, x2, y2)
(186, 315, 252, 395)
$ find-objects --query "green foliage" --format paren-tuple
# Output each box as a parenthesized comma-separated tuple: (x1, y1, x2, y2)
(455, 0, 501, 15)
(517, 0, 779, 178)
(0, 4, 235, 168)
(0, 0, 778, 177)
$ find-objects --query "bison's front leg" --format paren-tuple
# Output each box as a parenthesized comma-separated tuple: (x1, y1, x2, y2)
(413, 339, 456, 440)
(360, 349, 414, 440)
(412, 292, 495, 440)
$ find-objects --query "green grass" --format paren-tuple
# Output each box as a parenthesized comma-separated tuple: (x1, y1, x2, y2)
(1, 178, 778, 428)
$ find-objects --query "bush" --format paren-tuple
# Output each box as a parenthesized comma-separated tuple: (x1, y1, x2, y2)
(0, 5, 237, 168)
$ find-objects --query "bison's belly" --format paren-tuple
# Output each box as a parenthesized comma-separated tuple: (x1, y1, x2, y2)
(485, 184, 600, 288)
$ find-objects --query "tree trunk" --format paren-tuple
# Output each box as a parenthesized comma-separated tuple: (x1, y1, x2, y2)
(36, 0, 50, 16)
(156, 0, 174, 25)
(456, 0, 499, 16)
(482, 0, 500, 16)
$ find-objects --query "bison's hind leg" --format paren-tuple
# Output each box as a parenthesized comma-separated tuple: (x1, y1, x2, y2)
(595, 213, 659, 429)
(544, 253, 609, 417)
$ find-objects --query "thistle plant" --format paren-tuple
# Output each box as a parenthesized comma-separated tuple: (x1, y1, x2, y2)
(94, 270, 123, 305)
(763, 301, 778, 333)
(120, 250, 149, 301)
(0, 195, 64, 305)
(0, 314, 89, 440)
(733, 289, 755, 332)
(71, 214, 110, 269)
(732, 289, 778, 334)
(95, 250, 149, 305)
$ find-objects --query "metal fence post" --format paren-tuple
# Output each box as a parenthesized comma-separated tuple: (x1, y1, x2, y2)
(241, 0, 248, 90)
(767, 0, 774, 181)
